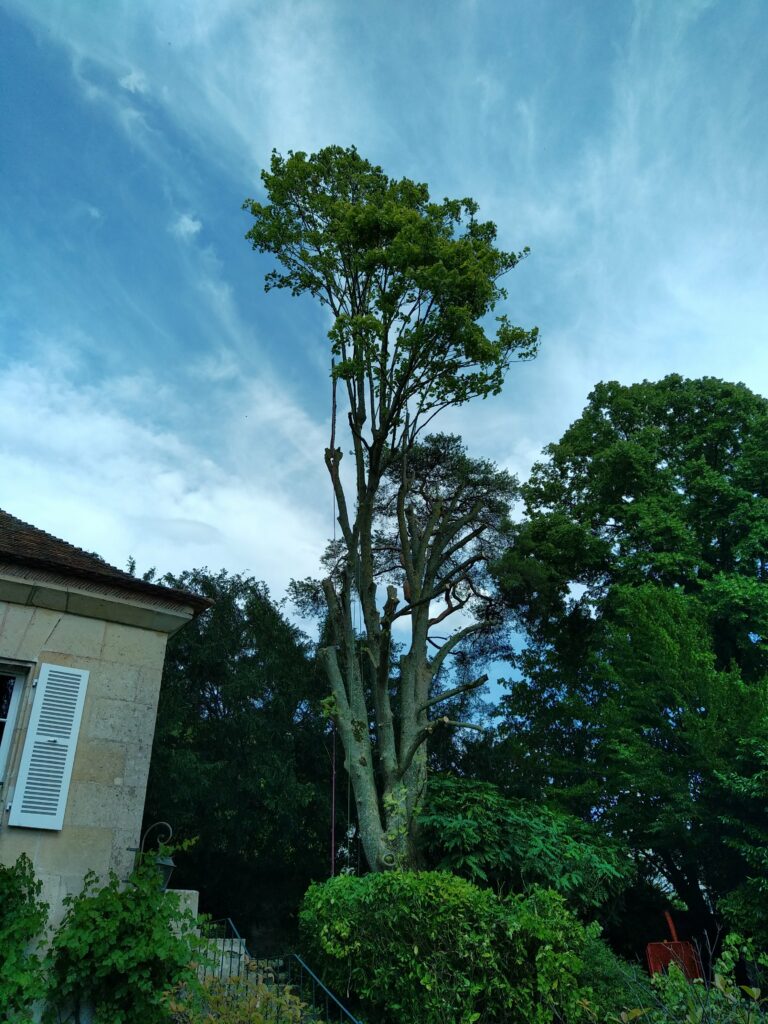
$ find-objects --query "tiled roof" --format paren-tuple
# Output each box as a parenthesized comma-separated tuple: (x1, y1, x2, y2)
(0, 509, 212, 613)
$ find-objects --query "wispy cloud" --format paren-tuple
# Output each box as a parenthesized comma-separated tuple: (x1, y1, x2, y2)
(118, 68, 148, 95)
(1, 0, 767, 602)
(0, 352, 328, 592)
(171, 212, 202, 240)
(438, 0, 768, 478)
(7, 0, 378, 177)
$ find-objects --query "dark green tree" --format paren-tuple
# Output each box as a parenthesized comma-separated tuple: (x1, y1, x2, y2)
(245, 146, 537, 870)
(144, 569, 332, 942)
(493, 375, 768, 939)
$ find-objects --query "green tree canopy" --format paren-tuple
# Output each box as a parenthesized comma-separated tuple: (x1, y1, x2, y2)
(492, 375, 768, 940)
(144, 569, 332, 941)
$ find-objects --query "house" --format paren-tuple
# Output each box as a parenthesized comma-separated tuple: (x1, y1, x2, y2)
(0, 509, 210, 925)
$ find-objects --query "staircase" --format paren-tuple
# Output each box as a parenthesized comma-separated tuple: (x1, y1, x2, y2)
(199, 918, 363, 1023)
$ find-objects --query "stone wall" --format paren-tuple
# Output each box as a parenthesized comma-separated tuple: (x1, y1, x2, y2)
(0, 599, 169, 927)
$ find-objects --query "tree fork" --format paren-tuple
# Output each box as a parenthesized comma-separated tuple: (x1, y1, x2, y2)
(245, 145, 536, 870)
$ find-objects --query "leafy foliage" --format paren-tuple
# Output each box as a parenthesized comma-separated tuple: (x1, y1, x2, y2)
(169, 971, 317, 1024)
(0, 854, 49, 1020)
(642, 971, 767, 1024)
(418, 776, 633, 916)
(300, 871, 633, 1024)
(144, 569, 332, 940)
(493, 376, 768, 940)
(245, 145, 537, 870)
(717, 743, 768, 946)
(43, 854, 201, 1024)
(245, 146, 538, 415)
(593, 935, 768, 1024)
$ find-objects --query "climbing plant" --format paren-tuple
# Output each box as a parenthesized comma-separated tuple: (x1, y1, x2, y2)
(0, 853, 48, 1021)
(44, 852, 201, 1024)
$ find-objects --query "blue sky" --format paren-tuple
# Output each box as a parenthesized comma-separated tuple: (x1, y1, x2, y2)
(1, 0, 767, 602)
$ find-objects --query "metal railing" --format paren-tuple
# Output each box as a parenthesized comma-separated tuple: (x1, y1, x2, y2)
(199, 916, 248, 981)
(197, 917, 364, 1023)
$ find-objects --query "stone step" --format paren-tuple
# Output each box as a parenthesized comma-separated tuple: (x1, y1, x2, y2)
(199, 936, 248, 979)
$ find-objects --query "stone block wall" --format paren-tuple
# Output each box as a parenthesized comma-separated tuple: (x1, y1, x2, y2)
(0, 600, 169, 927)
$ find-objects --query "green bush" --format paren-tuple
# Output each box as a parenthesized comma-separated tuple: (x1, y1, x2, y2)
(615, 968, 767, 1024)
(44, 853, 202, 1024)
(418, 776, 633, 916)
(722, 876, 768, 950)
(656, 933, 767, 1024)
(0, 854, 49, 1021)
(300, 870, 632, 1024)
(578, 935, 768, 1024)
(577, 929, 651, 1019)
(169, 969, 323, 1024)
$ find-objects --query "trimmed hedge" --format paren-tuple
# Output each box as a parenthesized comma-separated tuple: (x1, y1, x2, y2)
(300, 871, 633, 1024)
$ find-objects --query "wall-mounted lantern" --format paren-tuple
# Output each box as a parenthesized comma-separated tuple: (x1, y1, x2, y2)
(138, 820, 176, 890)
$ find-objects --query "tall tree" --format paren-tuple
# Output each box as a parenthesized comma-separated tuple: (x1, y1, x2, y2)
(493, 375, 768, 938)
(144, 570, 331, 941)
(245, 146, 537, 870)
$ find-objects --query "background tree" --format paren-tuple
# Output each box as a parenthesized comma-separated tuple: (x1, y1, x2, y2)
(144, 569, 332, 943)
(245, 146, 538, 870)
(492, 375, 768, 943)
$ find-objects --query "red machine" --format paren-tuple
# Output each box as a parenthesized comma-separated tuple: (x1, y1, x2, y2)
(646, 912, 703, 980)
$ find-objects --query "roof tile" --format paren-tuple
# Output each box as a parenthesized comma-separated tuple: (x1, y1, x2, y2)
(0, 509, 211, 613)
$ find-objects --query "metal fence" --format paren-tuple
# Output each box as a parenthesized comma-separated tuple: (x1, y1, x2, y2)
(198, 917, 364, 1024)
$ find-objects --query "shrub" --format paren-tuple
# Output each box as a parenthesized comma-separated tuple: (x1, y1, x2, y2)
(169, 970, 320, 1024)
(580, 927, 652, 1017)
(722, 878, 768, 950)
(418, 776, 633, 916)
(300, 870, 631, 1024)
(0, 853, 49, 1021)
(44, 852, 202, 1024)
(620, 968, 767, 1024)
(581, 935, 768, 1024)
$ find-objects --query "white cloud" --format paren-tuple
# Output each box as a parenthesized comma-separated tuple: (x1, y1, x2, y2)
(2, 0, 767, 586)
(0, 355, 330, 596)
(190, 348, 240, 383)
(6, 0, 377, 181)
(119, 69, 148, 94)
(171, 213, 202, 240)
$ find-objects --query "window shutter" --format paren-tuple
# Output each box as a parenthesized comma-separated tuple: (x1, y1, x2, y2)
(9, 663, 89, 830)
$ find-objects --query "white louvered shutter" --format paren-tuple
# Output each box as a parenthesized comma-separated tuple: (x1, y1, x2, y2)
(9, 664, 89, 830)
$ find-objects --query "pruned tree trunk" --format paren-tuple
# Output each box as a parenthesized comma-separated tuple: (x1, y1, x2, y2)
(245, 145, 537, 871)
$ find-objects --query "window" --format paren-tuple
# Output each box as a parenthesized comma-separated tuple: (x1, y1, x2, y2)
(0, 671, 24, 784)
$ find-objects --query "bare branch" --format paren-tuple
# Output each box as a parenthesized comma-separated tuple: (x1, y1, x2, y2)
(373, 586, 399, 788)
(396, 460, 417, 589)
(429, 621, 486, 677)
(427, 586, 469, 627)
(398, 714, 486, 780)
(321, 577, 346, 648)
(419, 674, 489, 713)
(433, 553, 484, 594)
(413, 498, 444, 576)
(318, 645, 351, 721)
(440, 520, 485, 565)
(442, 719, 485, 732)
(324, 447, 355, 546)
